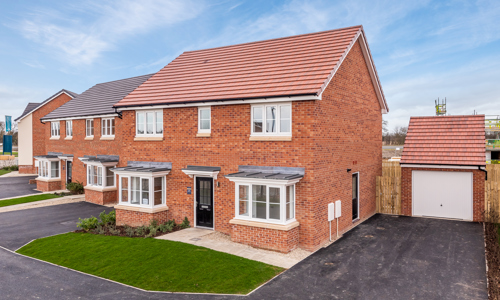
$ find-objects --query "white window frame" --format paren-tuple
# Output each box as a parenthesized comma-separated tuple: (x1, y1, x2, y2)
(86, 119, 94, 137)
(117, 173, 167, 208)
(36, 158, 60, 179)
(231, 180, 297, 225)
(84, 162, 116, 189)
(250, 102, 292, 137)
(136, 110, 163, 137)
(198, 107, 211, 133)
(66, 120, 72, 137)
(101, 118, 115, 137)
(50, 122, 60, 138)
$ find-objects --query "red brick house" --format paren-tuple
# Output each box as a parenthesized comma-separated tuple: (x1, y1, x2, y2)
(400, 115, 486, 222)
(24, 25, 388, 252)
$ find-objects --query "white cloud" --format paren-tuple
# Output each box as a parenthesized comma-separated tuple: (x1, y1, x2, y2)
(15, 0, 205, 65)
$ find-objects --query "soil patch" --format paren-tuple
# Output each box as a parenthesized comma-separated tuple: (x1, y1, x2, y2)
(485, 222, 500, 299)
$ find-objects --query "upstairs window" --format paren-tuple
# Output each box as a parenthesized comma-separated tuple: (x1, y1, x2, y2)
(86, 119, 94, 137)
(198, 107, 211, 133)
(66, 120, 72, 137)
(251, 103, 291, 136)
(101, 118, 115, 137)
(51, 122, 60, 138)
(136, 110, 163, 137)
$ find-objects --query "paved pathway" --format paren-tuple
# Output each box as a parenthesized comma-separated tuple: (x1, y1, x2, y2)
(157, 228, 311, 269)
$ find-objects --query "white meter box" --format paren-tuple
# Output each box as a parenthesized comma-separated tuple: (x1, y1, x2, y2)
(335, 200, 341, 218)
(328, 203, 335, 221)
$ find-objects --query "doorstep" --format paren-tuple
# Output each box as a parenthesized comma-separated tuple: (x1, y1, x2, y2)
(155, 228, 312, 269)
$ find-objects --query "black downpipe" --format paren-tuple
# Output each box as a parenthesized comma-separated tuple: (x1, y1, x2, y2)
(479, 166, 487, 181)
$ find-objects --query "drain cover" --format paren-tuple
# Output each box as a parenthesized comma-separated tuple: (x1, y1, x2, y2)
(190, 238, 201, 241)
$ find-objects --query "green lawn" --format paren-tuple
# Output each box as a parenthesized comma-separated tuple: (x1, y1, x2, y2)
(0, 169, 11, 176)
(0, 194, 61, 207)
(17, 233, 284, 294)
(1, 152, 17, 157)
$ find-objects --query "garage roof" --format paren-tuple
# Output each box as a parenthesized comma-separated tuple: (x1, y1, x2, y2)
(401, 115, 485, 166)
(114, 25, 388, 112)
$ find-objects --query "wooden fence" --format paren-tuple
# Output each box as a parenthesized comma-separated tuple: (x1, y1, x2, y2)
(485, 164, 500, 223)
(376, 161, 402, 215)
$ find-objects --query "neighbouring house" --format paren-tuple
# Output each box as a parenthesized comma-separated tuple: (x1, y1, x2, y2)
(15, 90, 78, 174)
(400, 115, 486, 222)
(485, 115, 500, 164)
(20, 25, 388, 253)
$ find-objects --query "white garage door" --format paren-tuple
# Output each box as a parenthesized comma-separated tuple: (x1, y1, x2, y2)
(412, 170, 473, 220)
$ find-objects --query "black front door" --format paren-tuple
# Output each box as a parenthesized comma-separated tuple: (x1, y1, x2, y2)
(196, 177, 213, 228)
(352, 173, 359, 220)
(67, 161, 72, 183)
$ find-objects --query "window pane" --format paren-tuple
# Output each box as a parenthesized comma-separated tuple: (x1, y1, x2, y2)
(137, 113, 145, 134)
(90, 120, 94, 136)
(97, 167, 102, 186)
(154, 177, 163, 206)
(286, 185, 294, 220)
(253, 107, 263, 133)
(146, 113, 154, 134)
(269, 187, 280, 220)
(142, 178, 149, 205)
(131, 177, 140, 204)
(155, 112, 163, 134)
(106, 168, 114, 187)
(280, 106, 291, 133)
(239, 185, 249, 216)
(111, 119, 115, 135)
(51, 161, 59, 178)
(269, 187, 280, 203)
(200, 108, 210, 119)
(121, 177, 128, 202)
(252, 185, 266, 219)
(266, 106, 277, 133)
(269, 204, 280, 220)
(200, 120, 210, 130)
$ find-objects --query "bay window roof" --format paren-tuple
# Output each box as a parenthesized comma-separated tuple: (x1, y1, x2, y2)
(226, 165, 304, 182)
(111, 161, 172, 174)
(35, 152, 64, 160)
(80, 155, 119, 164)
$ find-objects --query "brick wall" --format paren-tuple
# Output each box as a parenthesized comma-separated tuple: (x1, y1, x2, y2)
(84, 189, 118, 205)
(19, 165, 35, 174)
(401, 167, 485, 222)
(36, 39, 383, 252)
(231, 224, 300, 253)
(116, 208, 170, 227)
(36, 180, 61, 192)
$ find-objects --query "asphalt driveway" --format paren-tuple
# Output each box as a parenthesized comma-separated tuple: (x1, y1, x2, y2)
(0, 175, 39, 199)
(0, 213, 487, 299)
(0, 202, 113, 250)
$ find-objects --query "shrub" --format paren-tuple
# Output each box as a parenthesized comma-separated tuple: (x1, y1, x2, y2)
(135, 226, 146, 237)
(9, 165, 18, 171)
(146, 226, 158, 238)
(99, 210, 116, 227)
(77, 216, 99, 231)
(166, 219, 176, 228)
(66, 181, 84, 195)
(180, 217, 190, 229)
(2, 166, 9, 170)
(109, 226, 120, 235)
(125, 226, 135, 237)
(159, 222, 173, 233)
(149, 219, 159, 228)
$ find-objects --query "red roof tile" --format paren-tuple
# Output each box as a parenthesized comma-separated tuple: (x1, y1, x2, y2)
(400, 115, 486, 166)
(114, 25, 387, 109)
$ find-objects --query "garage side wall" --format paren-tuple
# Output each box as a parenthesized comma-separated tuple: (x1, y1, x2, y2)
(401, 167, 485, 222)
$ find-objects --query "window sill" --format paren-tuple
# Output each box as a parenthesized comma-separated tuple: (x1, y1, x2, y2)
(100, 136, 115, 141)
(84, 185, 117, 192)
(229, 218, 299, 231)
(196, 132, 211, 137)
(49, 137, 60, 140)
(249, 136, 292, 141)
(64, 137, 73, 140)
(134, 136, 164, 141)
(84, 136, 94, 140)
(114, 204, 169, 214)
(36, 177, 61, 182)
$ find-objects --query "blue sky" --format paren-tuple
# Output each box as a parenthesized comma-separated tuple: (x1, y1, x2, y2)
(1, 0, 499, 130)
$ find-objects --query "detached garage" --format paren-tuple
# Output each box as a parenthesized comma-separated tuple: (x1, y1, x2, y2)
(400, 115, 486, 222)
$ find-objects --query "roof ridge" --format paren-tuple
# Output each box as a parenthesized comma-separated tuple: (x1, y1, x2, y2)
(94, 73, 156, 86)
(183, 25, 362, 54)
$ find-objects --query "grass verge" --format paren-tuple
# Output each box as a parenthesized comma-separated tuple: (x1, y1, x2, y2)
(0, 194, 61, 207)
(0, 169, 11, 176)
(17, 233, 284, 294)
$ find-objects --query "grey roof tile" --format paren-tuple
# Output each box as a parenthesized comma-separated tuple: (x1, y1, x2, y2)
(41, 74, 153, 120)
(14, 89, 78, 121)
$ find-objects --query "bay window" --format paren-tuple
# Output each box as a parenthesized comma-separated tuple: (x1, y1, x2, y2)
(101, 118, 115, 137)
(136, 110, 163, 137)
(36, 159, 60, 179)
(233, 182, 296, 224)
(251, 103, 291, 136)
(87, 165, 115, 188)
(51, 122, 60, 138)
(118, 175, 166, 208)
